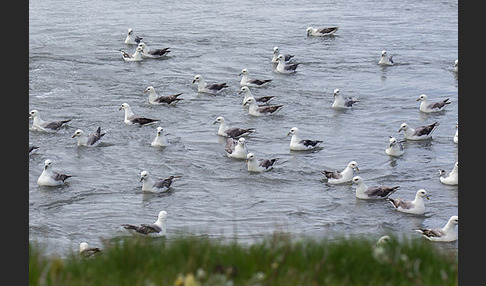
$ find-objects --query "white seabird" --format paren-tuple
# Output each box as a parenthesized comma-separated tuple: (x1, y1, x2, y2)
(414, 215, 458, 242)
(225, 137, 248, 159)
(453, 60, 458, 73)
(351, 176, 400, 200)
(416, 94, 451, 113)
(79, 242, 102, 258)
(237, 86, 275, 105)
(453, 122, 458, 144)
(378, 50, 394, 66)
(275, 55, 299, 74)
(138, 42, 171, 58)
(243, 97, 283, 116)
(246, 152, 278, 172)
(121, 210, 168, 237)
(388, 189, 430, 215)
(385, 136, 405, 157)
(124, 28, 143, 45)
(121, 46, 143, 62)
(29, 109, 71, 132)
(212, 116, 255, 138)
(192, 75, 228, 94)
(151, 126, 170, 147)
(306, 26, 339, 37)
(71, 127, 105, 147)
(331, 89, 358, 109)
(439, 162, 458, 185)
(119, 103, 158, 126)
(271, 46, 294, 63)
(143, 86, 183, 105)
(140, 171, 181, 193)
(238, 69, 272, 87)
(37, 159, 72, 186)
(398, 121, 439, 140)
(287, 127, 323, 151)
(321, 161, 359, 184)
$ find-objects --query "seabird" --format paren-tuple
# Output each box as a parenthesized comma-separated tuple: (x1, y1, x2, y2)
(416, 94, 451, 113)
(140, 171, 181, 193)
(151, 126, 170, 147)
(414, 215, 458, 242)
(378, 50, 394, 66)
(331, 89, 358, 109)
(121, 46, 143, 62)
(306, 26, 339, 37)
(237, 86, 275, 105)
(271, 46, 294, 63)
(287, 127, 323, 151)
(212, 116, 255, 138)
(121, 210, 168, 237)
(119, 103, 158, 126)
(79, 242, 102, 258)
(138, 42, 170, 58)
(225, 137, 248, 159)
(192, 75, 229, 94)
(385, 136, 404, 157)
(321, 161, 359, 184)
(246, 152, 277, 172)
(453, 60, 458, 73)
(388, 189, 430, 215)
(143, 86, 183, 105)
(37, 159, 72, 186)
(238, 69, 272, 87)
(243, 97, 283, 116)
(29, 109, 71, 132)
(439, 162, 458, 185)
(453, 122, 458, 144)
(124, 28, 143, 45)
(398, 121, 439, 140)
(71, 127, 105, 147)
(275, 55, 299, 74)
(351, 176, 399, 200)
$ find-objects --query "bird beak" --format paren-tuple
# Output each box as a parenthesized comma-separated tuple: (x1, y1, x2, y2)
(71, 134, 76, 138)
(286, 132, 291, 136)
(192, 79, 196, 84)
(238, 72, 242, 76)
(355, 167, 360, 171)
(140, 177, 144, 182)
(118, 107, 123, 111)
(143, 90, 148, 93)
(416, 98, 421, 101)
(425, 195, 430, 200)
(237, 90, 243, 95)
(212, 121, 217, 125)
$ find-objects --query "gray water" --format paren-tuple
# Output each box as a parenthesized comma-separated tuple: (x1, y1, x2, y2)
(29, 0, 458, 256)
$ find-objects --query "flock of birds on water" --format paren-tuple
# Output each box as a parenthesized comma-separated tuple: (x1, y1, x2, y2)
(30, 26, 458, 257)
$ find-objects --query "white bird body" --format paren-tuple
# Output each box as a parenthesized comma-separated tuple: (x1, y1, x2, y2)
(121, 211, 168, 237)
(121, 46, 143, 62)
(79, 242, 101, 258)
(322, 161, 359, 184)
(389, 189, 429, 215)
(246, 152, 277, 172)
(378, 50, 394, 66)
(119, 103, 158, 126)
(439, 162, 458, 185)
(37, 159, 71, 186)
(238, 69, 272, 87)
(306, 27, 338, 37)
(225, 137, 248, 159)
(275, 55, 299, 74)
(124, 28, 142, 45)
(385, 137, 404, 157)
(417, 94, 450, 113)
(415, 216, 458, 242)
(29, 109, 71, 132)
(244, 97, 283, 117)
(398, 122, 439, 140)
(151, 127, 170, 147)
(138, 42, 170, 58)
(287, 127, 323, 151)
(192, 75, 228, 94)
(140, 171, 180, 193)
(352, 176, 400, 200)
(331, 89, 358, 109)
(271, 46, 294, 63)
(72, 127, 105, 147)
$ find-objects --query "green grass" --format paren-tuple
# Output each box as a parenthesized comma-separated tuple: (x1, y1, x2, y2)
(29, 234, 458, 286)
